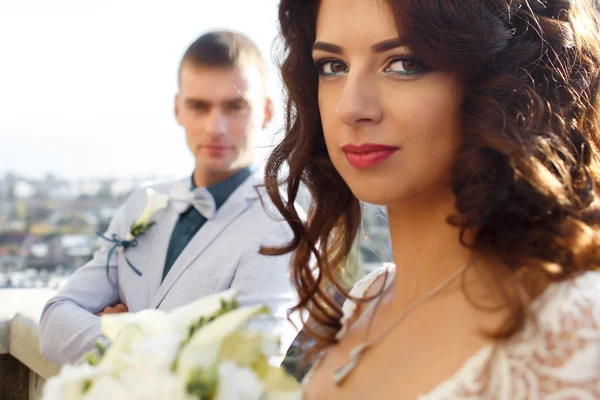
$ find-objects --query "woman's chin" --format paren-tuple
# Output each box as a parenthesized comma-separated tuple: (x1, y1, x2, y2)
(348, 186, 400, 206)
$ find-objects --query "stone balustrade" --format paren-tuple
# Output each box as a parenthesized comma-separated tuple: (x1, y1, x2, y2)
(0, 289, 59, 400)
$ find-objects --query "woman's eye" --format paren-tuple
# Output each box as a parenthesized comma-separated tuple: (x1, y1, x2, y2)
(385, 58, 429, 75)
(316, 60, 348, 76)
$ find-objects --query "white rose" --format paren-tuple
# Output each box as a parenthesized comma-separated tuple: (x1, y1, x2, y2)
(42, 364, 107, 400)
(214, 362, 264, 400)
(97, 324, 142, 374)
(100, 309, 184, 374)
(126, 330, 183, 373)
(101, 308, 173, 340)
(81, 376, 131, 400)
(120, 371, 193, 400)
(260, 333, 281, 359)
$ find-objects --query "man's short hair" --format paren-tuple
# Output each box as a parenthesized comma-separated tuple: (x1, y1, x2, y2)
(178, 31, 267, 85)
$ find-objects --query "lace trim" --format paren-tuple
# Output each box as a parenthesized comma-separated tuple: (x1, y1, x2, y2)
(301, 263, 395, 386)
(419, 271, 600, 399)
(336, 263, 396, 340)
(304, 269, 600, 399)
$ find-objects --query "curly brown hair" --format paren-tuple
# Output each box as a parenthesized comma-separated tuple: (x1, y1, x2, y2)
(263, 0, 600, 354)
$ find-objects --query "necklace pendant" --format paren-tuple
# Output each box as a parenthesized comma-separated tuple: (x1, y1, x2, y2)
(333, 343, 369, 386)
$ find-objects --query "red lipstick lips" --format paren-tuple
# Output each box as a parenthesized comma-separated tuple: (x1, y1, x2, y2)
(341, 143, 400, 169)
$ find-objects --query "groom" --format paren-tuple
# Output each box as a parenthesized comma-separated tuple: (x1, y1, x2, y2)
(39, 31, 297, 366)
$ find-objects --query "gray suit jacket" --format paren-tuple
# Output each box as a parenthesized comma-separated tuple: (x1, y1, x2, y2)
(39, 170, 298, 365)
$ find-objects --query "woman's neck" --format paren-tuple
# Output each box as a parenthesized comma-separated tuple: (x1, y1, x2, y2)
(386, 189, 472, 300)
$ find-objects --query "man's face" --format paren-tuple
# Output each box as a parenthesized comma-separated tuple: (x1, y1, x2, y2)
(175, 64, 271, 177)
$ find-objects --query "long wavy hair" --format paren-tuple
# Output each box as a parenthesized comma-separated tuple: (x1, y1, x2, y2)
(263, 0, 600, 355)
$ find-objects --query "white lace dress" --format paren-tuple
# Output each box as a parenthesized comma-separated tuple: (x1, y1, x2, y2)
(303, 265, 600, 399)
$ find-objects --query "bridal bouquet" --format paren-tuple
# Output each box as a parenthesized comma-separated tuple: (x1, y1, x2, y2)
(41, 290, 301, 400)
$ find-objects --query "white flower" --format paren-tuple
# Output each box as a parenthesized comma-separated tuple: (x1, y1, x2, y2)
(214, 362, 264, 400)
(119, 371, 193, 400)
(263, 390, 303, 400)
(43, 289, 302, 400)
(101, 289, 238, 340)
(42, 364, 108, 400)
(101, 309, 173, 341)
(260, 334, 281, 359)
(127, 330, 183, 371)
(177, 305, 268, 379)
(81, 376, 130, 400)
(102, 328, 184, 376)
(98, 324, 144, 374)
(261, 367, 303, 400)
(136, 188, 169, 227)
(168, 288, 238, 328)
(99, 311, 183, 375)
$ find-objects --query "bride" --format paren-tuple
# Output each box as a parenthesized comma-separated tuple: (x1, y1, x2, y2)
(264, 0, 600, 398)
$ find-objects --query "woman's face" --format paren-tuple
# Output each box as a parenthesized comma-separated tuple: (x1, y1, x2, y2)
(314, 0, 465, 207)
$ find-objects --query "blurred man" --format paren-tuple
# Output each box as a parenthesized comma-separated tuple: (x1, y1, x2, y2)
(40, 31, 297, 365)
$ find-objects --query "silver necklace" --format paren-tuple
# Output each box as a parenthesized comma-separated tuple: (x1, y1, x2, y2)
(333, 263, 469, 386)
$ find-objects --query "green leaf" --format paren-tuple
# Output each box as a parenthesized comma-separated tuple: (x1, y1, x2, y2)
(84, 351, 99, 366)
(185, 299, 239, 342)
(95, 341, 107, 357)
(219, 332, 263, 367)
(129, 221, 156, 238)
(176, 305, 270, 379)
(186, 367, 218, 400)
(261, 365, 301, 393)
(84, 340, 108, 366)
(172, 298, 239, 371)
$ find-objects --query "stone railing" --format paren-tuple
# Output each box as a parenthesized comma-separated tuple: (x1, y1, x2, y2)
(0, 289, 59, 400)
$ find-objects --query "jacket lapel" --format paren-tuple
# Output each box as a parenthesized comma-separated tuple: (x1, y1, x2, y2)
(143, 207, 179, 308)
(135, 178, 187, 308)
(149, 171, 262, 309)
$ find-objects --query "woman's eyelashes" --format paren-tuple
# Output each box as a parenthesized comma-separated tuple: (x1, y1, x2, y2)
(313, 56, 430, 78)
(383, 57, 430, 75)
(314, 59, 348, 77)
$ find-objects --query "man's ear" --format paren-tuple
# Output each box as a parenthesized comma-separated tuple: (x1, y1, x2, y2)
(174, 94, 182, 126)
(262, 97, 274, 129)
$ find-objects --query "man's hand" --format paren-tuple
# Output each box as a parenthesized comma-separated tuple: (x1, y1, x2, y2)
(96, 303, 128, 316)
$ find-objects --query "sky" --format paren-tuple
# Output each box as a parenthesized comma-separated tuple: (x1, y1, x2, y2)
(0, 0, 284, 180)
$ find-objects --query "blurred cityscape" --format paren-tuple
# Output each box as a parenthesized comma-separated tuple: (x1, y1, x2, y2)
(0, 172, 174, 289)
(0, 171, 392, 291)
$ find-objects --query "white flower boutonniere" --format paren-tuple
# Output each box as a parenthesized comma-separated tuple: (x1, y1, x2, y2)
(99, 188, 169, 278)
(125, 188, 169, 241)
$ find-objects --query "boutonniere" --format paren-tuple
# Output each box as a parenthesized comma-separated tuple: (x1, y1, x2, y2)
(98, 188, 169, 280)
(125, 188, 169, 240)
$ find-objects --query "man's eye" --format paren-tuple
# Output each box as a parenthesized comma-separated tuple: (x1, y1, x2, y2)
(227, 102, 246, 112)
